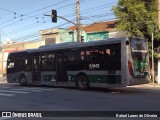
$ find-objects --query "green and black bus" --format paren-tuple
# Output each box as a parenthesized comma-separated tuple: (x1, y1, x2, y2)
(6, 37, 150, 89)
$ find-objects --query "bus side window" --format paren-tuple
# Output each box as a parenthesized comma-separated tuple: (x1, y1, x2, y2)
(78, 49, 85, 70)
(7, 57, 15, 69)
(25, 57, 31, 70)
(67, 49, 85, 71)
(8, 62, 14, 68)
(47, 53, 55, 70)
(67, 50, 76, 70)
(85, 46, 103, 70)
(41, 53, 55, 71)
(17, 56, 25, 70)
(80, 51, 85, 60)
(104, 43, 121, 70)
(41, 54, 48, 70)
(85, 49, 92, 70)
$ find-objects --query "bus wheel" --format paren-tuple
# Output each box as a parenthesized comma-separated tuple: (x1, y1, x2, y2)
(77, 74, 89, 90)
(19, 75, 26, 86)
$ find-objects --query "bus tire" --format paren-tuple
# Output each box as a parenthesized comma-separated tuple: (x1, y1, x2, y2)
(19, 75, 27, 86)
(77, 74, 89, 90)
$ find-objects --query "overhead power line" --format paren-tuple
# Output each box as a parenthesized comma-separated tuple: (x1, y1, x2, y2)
(0, 0, 70, 27)
(1, 0, 117, 43)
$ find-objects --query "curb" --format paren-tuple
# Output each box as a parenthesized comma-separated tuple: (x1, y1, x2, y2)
(0, 78, 7, 83)
(129, 84, 160, 88)
(143, 84, 160, 88)
(0, 81, 7, 83)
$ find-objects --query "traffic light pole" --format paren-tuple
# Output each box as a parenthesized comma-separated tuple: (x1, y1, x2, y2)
(44, 14, 78, 28)
(57, 16, 77, 26)
(57, 16, 82, 42)
(44, 14, 77, 25)
(45, 0, 81, 42)
(44, 14, 82, 42)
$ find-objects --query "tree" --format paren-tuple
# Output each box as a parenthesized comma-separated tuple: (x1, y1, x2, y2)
(112, 0, 160, 50)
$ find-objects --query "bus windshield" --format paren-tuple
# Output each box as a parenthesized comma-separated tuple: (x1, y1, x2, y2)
(130, 38, 148, 78)
(130, 38, 147, 52)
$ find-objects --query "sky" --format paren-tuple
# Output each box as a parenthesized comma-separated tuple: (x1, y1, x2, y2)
(0, 0, 118, 43)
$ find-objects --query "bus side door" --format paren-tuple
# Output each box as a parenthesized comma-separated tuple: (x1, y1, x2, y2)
(56, 52, 67, 82)
(32, 54, 41, 82)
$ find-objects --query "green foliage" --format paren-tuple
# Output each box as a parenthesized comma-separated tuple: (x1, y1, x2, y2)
(112, 0, 160, 49)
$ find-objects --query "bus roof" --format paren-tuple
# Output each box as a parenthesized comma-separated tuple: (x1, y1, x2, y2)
(28, 38, 124, 53)
(8, 37, 147, 54)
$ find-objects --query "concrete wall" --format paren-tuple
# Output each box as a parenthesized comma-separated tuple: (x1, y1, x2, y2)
(24, 41, 44, 49)
(40, 28, 60, 44)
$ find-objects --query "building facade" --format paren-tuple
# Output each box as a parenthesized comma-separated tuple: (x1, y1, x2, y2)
(40, 28, 85, 44)
(40, 21, 126, 44)
(68, 21, 126, 42)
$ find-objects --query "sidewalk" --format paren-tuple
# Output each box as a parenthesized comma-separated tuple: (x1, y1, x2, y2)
(0, 77, 7, 83)
(129, 83, 160, 88)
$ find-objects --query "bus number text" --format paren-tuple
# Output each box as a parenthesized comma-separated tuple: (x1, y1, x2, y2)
(89, 64, 100, 69)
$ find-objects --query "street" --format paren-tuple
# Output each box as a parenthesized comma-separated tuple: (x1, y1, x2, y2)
(0, 81, 160, 120)
(0, 0, 159, 119)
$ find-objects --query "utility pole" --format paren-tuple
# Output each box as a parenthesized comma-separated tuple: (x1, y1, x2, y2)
(152, 33, 154, 86)
(76, 0, 81, 42)
(158, 0, 160, 30)
(45, 0, 81, 42)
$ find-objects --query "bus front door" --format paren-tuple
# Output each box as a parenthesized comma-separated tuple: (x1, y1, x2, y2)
(32, 54, 41, 83)
(56, 52, 67, 83)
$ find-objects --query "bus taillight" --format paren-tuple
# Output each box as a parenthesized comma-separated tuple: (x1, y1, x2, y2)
(128, 60, 133, 77)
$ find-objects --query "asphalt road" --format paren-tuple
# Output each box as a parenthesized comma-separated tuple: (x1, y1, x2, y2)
(0, 83, 159, 120)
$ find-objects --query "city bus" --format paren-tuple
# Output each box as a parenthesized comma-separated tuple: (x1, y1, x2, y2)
(6, 37, 150, 90)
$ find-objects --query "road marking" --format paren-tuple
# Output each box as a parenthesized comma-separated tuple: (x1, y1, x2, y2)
(0, 93, 14, 96)
(0, 117, 12, 120)
(16, 87, 55, 91)
(0, 86, 10, 89)
(0, 117, 10, 120)
(0, 90, 29, 94)
(0, 117, 11, 120)
(10, 88, 41, 92)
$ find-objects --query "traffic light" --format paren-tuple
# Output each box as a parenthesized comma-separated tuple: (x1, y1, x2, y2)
(52, 10, 57, 23)
(81, 36, 84, 42)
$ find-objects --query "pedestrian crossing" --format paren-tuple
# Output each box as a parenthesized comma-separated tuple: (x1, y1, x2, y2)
(0, 85, 55, 97)
(0, 117, 11, 120)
